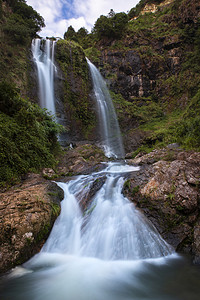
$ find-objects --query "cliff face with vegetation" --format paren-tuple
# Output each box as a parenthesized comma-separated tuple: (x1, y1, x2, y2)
(55, 40, 97, 141)
(0, 0, 200, 272)
(84, 0, 200, 154)
(0, 0, 62, 273)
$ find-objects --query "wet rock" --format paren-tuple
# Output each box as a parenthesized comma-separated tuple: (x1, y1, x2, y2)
(56, 144, 108, 177)
(0, 174, 63, 274)
(81, 176, 107, 211)
(124, 149, 200, 262)
(42, 168, 56, 179)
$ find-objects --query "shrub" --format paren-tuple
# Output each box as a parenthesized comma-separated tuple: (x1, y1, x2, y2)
(0, 81, 61, 188)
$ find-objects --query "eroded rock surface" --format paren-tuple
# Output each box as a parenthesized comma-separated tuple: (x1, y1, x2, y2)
(124, 149, 200, 262)
(0, 174, 63, 274)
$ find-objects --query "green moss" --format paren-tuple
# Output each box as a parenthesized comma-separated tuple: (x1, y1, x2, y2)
(50, 202, 61, 217)
(84, 47, 101, 63)
(56, 40, 96, 138)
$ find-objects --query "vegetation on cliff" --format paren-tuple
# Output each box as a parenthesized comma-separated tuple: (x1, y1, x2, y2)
(0, 1, 62, 190)
(64, 0, 200, 153)
(0, 0, 44, 96)
(0, 82, 61, 189)
(55, 39, 96, 139)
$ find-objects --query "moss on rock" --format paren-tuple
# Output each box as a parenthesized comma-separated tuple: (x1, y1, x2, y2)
(55, 40, 96, 140)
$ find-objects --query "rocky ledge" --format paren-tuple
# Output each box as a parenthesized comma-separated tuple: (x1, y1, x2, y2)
(0, 174, 63, 274)
(1, 144, 199, 274)
(0, 144, 106, 274)
(124, 147, 200, 263)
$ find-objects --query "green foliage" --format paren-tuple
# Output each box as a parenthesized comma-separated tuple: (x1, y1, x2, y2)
(77, 27, 88, 38)
(64, 25, 77, 41)
(63, 26, 94, 49)
(2, 0, 45, 44)
(168, 89, 200, 149)
(84, 47, 101, 63)
(93, 12, 128, 39)
(56, 40, 96, 138)
(111, 91, 164, 124)
(0, 81, 61, 189)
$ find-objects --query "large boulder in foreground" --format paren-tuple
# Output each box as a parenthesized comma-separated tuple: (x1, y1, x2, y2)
(0, 174, 63, 274)
(124, 148, 200, 262)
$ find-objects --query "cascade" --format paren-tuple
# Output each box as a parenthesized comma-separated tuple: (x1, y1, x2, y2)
(87, 58, 125, 159)
(31, 38, 56, 116)
(1, 55, 199, 300)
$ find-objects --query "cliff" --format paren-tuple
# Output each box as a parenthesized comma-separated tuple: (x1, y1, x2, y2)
(55, 40, 97, 142)
(0, 0, 200, 272)
(85, 0, 200, 154)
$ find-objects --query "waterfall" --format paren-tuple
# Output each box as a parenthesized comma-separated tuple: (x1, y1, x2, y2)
(87, 59, 125, 159)
(31, 38, 56, 116)
(0, 163, 180, 300)
(2, 53, 192, 300)
(41, 163, 172, 260)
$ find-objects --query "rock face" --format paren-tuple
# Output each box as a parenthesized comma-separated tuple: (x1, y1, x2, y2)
(55, 40, 98, 142)
(55, 143, 108, 177)
(87, 0, 200, 152)
(0, 174, 63, 274)
(124, 149, 200, 262)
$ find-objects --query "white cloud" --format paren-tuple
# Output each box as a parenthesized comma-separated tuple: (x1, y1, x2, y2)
(26, 0, 140, 38)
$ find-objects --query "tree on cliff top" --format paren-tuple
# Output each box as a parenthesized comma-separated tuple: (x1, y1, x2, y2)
(93, 12, 128, 39)
(2, 0, 45, 43)
(64, 25, 77, 41)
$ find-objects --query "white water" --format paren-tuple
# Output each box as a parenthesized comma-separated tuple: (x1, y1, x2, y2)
(40, 163, 172, 260)
(87, 58, 125, 159)
(0, 163, 184, 300)
(31, 38, 56, 116)
(2, 55, 196, 300)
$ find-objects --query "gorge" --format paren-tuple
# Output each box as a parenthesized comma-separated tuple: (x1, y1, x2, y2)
(0, 0, 200, 299)
(1, 37, 200, 300)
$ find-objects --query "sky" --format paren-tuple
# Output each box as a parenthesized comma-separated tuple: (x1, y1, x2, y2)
(26, 0, 140, 38)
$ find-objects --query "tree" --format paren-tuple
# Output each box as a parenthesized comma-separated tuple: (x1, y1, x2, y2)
(77, 27, 88, 38)
(2, 0, 45, 42)
(111, 12, 128, 38)
(93, 12, 128, 39)
(93, 15, 113, 39)
(64, 25, 77, 41)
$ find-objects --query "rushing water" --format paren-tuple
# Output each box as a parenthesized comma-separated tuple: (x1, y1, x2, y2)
(87, 58, 125, 159)
(1, 56, 200, 300)
(32, 38, 56, 116)
(1, 163, 200, 300)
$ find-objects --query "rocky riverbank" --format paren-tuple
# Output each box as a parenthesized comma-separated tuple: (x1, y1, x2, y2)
(1, 144, 199, 274)
(124, 147, 200, 263)
(0, 174, 63, 274)
(0, 144, 106, 274)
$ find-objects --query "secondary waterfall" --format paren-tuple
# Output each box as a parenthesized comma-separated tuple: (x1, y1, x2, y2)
(31, 38, 56, 116)
(87, 59, 125, 159)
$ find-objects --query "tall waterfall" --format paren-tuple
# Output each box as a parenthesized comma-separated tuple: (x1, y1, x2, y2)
(31, 38, 56, 116)
(87, 59, 125, 159)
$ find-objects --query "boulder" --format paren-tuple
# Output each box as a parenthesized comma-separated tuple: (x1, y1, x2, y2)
(0, 174, 63, 274)
(124, 149, 200, 262)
